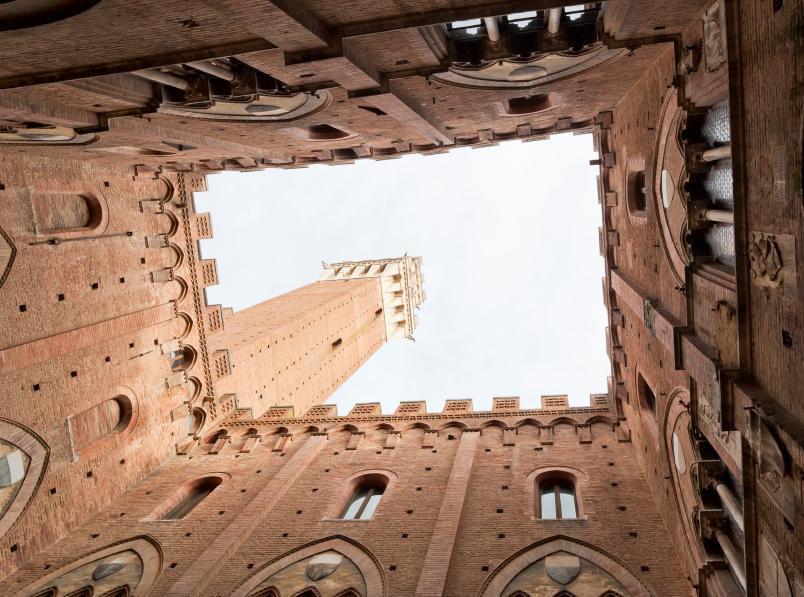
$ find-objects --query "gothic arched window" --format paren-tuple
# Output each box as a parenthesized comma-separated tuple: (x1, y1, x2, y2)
(340, 478, 386, 520)
(538, 477, 577, 520)
(71, 395, 135, 454)
(162, 475, 223, 520)
(32, 191, 105, 235)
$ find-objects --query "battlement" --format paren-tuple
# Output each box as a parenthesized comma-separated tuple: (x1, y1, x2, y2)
(320, 256, 425, 340)
(245, 393, 613, 425)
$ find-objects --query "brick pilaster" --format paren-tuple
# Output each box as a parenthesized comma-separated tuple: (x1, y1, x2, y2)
(169, 433, 328, 596)
(415, 429, 479, 596)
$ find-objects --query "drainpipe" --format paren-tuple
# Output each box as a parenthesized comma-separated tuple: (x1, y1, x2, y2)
(716, 530, 747, 592)
(483, 17, 500, 41)
(133, 69, 188, 90)
(547, 7, 563, 34)
(185, 60, 235, 82)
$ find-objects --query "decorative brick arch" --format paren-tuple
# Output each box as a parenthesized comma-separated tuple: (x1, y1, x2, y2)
(478, 536, 654, 597)
(0, 419, 49, 540)
(230, 536, 386, 597)
(15, 535, 162, 597)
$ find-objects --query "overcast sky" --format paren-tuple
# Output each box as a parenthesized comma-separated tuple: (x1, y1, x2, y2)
(196, 133, 609, 414)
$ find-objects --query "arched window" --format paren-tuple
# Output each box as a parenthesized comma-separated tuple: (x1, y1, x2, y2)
(64, 588, 93, 597)
(32, 192, 104, 234)
(504, 94, 551, 115)
(637, 373, 658, 441)
(627, 169, 648, 217)
(538, 477, 577, 519)
(305, 124, 349, 140)
(161, 476, 223, 520)
(638, 374, 656, 415)
(293, 589, 321, 597)
(71, 395, 134, 453)
(340, 478, 387, 520)
(171, 346, 196, 372)
(250, 588, 279, 597)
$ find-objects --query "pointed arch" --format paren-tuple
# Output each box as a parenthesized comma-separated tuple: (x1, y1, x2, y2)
(143, 472, 230, 521)
(478, 536, 653, 597)
(231, 536, 386, 597)
(401, 422, 431, 432)
(0, 418, 49, 540)
(327, 423, 360, 435)
(545, 416, 583, 427)
(438, 420, 468, 431)
(18, 536, 162, 596)
(513, 418, 543, 429)
(585, 415, 617, 426)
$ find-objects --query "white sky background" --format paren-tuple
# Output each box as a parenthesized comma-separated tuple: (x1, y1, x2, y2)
(196, 133, 609, 414)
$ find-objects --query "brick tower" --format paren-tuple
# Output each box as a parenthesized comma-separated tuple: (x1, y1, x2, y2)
(207, 256, 425, 419)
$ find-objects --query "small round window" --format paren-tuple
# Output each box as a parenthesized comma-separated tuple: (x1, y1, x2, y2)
(672, 432, 686, 474)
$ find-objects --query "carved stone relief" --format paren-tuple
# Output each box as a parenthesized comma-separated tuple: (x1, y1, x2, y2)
(247, 549, 366, 596)
(20, 537, 162, 596)
(749, 231, 797, 296)
(501, 551, 629, 596)
(703, 1, 727, 72)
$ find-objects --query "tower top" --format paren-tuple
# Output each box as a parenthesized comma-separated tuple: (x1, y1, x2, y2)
(320, 256, 425, 340)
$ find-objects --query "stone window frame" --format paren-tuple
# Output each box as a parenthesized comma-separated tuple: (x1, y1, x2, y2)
(524, 466, 588, 522)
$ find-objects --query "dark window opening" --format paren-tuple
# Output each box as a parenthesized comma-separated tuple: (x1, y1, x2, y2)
(162, 476, 223, 520)
(504, 94, 551, 115)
